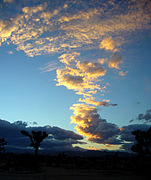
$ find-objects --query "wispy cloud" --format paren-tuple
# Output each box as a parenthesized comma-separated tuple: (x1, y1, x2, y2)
(79, 97, 117, 107)
(40, 61, 59, 72)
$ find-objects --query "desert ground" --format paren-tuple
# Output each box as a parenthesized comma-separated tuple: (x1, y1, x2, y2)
(0, 167, 147, 180)
(0, 153, 150, 180)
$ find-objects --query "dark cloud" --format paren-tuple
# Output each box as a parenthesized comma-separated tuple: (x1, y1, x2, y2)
(119, 124, 151, 151)
(12, 120, 28, 127)
(0, 119, 84, 153)
(1, 117, 151, 153)
(129, 109, 151, 123)
(137, 109, 151, 122)
(120, 124, 150, 142)
(133, 109, 151, 123)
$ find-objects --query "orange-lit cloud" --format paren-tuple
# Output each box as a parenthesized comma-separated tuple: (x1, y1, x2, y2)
(0, 0, 150, 57)
(59, 52, 80, 65)
(100, 36, 121, 52)
(79, 97, 117, 107)
(118, 71, 128, 76)
(56, 52, 106, 97)
(88, 146, 102, 151)
(70, 103, 120, 144)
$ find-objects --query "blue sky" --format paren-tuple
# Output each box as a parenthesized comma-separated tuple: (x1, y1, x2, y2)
(0, 0, 151, 151)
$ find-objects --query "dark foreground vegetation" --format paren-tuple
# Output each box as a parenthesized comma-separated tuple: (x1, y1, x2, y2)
(0, 151, 151, 180)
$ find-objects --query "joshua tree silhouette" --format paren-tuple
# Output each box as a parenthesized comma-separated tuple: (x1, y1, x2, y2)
(131, 127, 151, 156)
(21, 130, 48, 157)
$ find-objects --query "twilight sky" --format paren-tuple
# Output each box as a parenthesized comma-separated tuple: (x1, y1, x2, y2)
(0, 0, 151, 152)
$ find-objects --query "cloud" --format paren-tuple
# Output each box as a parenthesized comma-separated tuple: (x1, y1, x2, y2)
(3, 0, 14, 3)
(56, 52, 106, 97)
(79, 97, 117, 107)
(108, 53, 123, 69)
(0, 0, 150, 56)
(119, 124, 151, 151)
(137, 109, 151, 123)
(1, 117, 151, 152)
(70, 104, 120, 144)
(58, 8, 101, 23)
(22, 4, 45, 14)
(129, 109, 151, 123)
(12, 120, 28, 127)
(0, 119, 84, 153)
(76, 61, 106, 80)
(40, 61, 59, 72)
(99, 36, 121, 52)
(118, 71, 128, 76)
(59, 52, 80, 65)
(0, 19, 18, 43)
(8, 50, 13, 54)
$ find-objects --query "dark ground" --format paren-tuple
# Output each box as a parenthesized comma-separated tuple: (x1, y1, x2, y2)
(0, 152, 150, 180)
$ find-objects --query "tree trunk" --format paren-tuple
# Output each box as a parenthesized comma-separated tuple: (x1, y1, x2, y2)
(35, 147, 38, 158)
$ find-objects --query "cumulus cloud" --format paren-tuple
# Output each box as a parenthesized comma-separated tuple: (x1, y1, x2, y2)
(70, 104, 151, 150)
(0, 119, 84, 153)
(70, 104, 120, 144)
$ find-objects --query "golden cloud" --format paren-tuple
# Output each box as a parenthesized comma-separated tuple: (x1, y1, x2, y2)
(99, 36, 121, 52)
(79, 97, 117, 107)
(56, 52, 107, 97)
(0, 0, 150, 57)
(70, 103, 120, 143)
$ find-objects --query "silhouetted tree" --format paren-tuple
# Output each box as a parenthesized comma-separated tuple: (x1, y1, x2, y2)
(0, 138, 7, 153)
(131, 127, 151, 156)
(21, 130, 48, 157)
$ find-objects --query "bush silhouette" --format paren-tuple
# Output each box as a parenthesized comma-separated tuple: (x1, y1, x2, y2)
(131, 127, 151, 156)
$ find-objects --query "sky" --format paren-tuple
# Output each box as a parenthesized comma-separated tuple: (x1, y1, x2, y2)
(0, 0, 151, 152)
